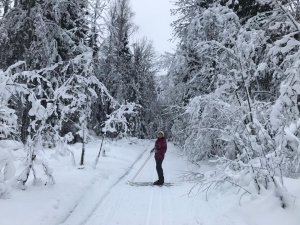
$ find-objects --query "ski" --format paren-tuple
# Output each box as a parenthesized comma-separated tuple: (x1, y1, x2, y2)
(127, 181, 174, 187)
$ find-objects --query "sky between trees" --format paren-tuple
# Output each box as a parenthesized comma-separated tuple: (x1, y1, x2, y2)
(131, 0, 176, 54)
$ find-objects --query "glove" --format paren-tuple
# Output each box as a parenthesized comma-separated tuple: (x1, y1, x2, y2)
(150, 148, 155, 153)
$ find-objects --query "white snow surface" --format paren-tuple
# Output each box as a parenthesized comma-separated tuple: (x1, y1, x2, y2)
(0, 138, 300, 225)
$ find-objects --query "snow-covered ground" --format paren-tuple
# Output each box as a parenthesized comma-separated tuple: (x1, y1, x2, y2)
(1, 138, 300, 225)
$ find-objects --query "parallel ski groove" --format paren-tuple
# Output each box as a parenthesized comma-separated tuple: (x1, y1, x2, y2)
(58, 147, 149, 225)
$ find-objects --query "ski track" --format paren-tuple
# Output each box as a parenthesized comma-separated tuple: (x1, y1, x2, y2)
(145, 185, 154, 225)
(59, 143, 203, 225)
(165, 187, 175, 225)
(58, 147, 149, 225)
(84, 144, 186, 225)
(159, 186, 163, 225)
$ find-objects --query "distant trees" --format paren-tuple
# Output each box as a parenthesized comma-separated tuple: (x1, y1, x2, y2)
(131, 39, 158, 138)
(99, 0, 135, 102)
(96, 0, 159, 138)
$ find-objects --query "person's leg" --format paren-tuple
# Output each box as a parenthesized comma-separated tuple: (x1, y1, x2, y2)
(155, 159, 164, 184)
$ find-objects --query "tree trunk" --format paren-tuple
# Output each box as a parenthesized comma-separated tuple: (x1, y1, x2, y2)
(80, 122, 86, 166)
(21, 102, 31, 144)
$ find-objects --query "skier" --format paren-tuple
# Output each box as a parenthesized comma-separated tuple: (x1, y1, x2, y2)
(151, 131, 167, 185)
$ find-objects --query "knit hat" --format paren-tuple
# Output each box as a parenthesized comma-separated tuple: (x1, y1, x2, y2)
(158, 131, 165, 137)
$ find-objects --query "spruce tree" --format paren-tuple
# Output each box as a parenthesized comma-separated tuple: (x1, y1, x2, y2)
(220, 0, 274, 23)
(131, 39, 158, 138)
(99, 0, 135, 102)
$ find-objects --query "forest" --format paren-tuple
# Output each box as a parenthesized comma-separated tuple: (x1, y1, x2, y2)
(0, 0, 300, 214)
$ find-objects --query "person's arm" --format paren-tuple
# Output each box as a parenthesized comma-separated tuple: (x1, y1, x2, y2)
(162, 140, 167, 154)
(150, 140, 158, 153)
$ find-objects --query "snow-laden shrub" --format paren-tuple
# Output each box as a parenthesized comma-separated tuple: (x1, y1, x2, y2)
(103, 103, 140, 137)
(182, 86, 275, 161)
(183, 89, 243, 161)
(11, 52, 117, 185)
(0, 53, 144, 186)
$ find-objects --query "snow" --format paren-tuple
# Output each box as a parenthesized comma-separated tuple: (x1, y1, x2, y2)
(0, 138, 300, 225)
(0, 141, 17, 198)
(257, 0, 273, 4)
(0, 140, 23, 151)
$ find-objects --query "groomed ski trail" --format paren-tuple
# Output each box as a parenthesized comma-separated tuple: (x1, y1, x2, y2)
(57, 142, 244, 225)
(58, 146, 150, 225)
(80, 143, 195, 225)
(58, 143, 197, 225)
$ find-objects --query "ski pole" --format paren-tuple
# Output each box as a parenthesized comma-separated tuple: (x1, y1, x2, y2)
(131, 151, 153, 182)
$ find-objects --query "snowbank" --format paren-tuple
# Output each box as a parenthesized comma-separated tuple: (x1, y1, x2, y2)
(0, 138, 299, 225)
(0, 140, 23, 151)
(0, 148, 16, 198)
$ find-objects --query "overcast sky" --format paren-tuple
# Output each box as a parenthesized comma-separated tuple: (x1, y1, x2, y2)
(130, 0, 176, 55)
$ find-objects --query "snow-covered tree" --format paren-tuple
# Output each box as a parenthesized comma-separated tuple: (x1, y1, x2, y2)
(96, 0, 159, 138)
(98, 0, 135, 101)
(0, 0, 116, 185)
(0, 52, 116, 186)
(130, 39, 159, 138)
(165, 1, 300, 206)
(0, 0, 92, 144)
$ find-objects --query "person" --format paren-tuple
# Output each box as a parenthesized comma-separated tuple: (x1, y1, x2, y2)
(151, 131, 167, 185)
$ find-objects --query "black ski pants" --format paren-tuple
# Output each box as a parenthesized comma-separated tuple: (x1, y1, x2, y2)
(155, 159, 164, 182)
